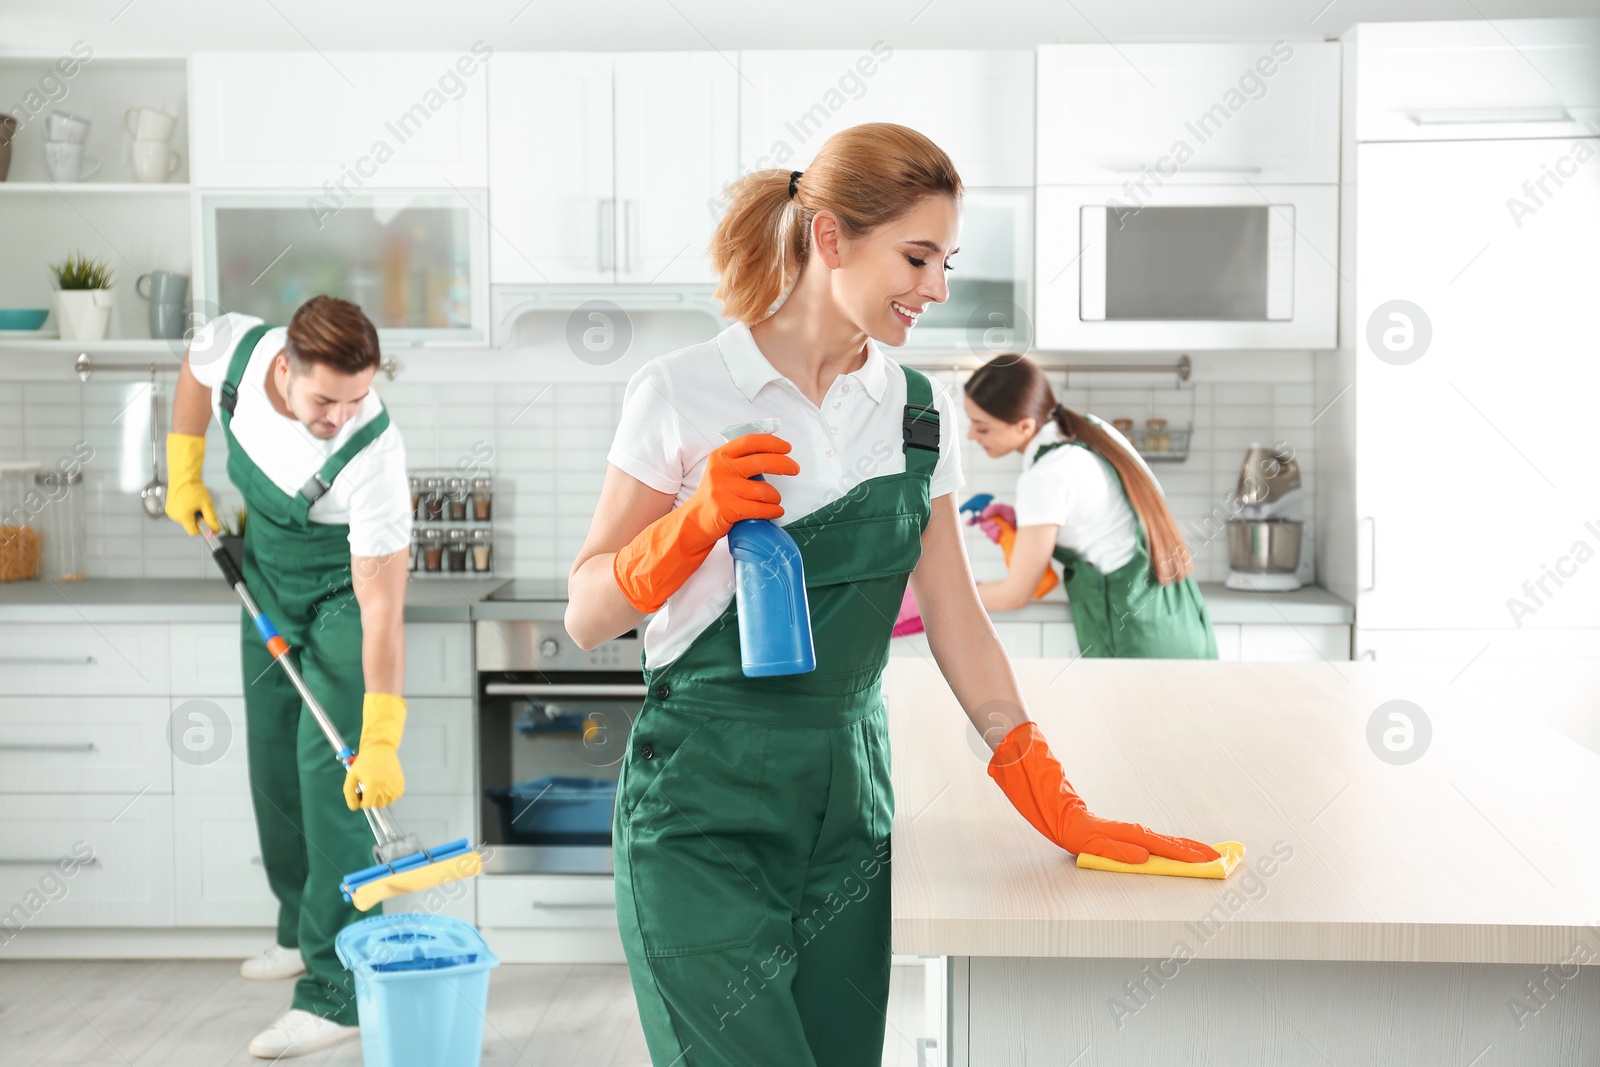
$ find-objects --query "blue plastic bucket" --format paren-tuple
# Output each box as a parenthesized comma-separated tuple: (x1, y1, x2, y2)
(335, 912, 500, 1067)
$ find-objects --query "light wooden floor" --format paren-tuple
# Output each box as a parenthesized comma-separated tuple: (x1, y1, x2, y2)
(0, 960, 932, 1065)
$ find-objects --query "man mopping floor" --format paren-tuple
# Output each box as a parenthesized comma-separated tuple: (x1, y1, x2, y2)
(167, 297, 413, 1058)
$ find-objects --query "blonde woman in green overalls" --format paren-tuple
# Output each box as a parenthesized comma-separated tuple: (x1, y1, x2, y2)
(963, 354, 1217, 659)
(568, 123, 1221, 1067)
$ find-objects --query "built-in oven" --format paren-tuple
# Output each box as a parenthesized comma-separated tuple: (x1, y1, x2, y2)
(475, 581, 645, 878)
(1035, 182, 1338, 350)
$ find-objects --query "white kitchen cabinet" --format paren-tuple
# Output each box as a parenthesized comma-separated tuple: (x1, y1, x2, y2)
(0, 698, 171, 795)
(0, 794, 174, 927)
(169, 622, 244, 696)
(1350, 18, 1600, 143)
(190, 51, 490, 187)
(406, 623, 474, 696)
(1238, 623, 1349, 662)
(1351, 138, 1600, 631)
(1211, 623, 1242, 660)
(171, 791, 277, 927)
(1037, 42, 1341, 185)
(477, 873, 616, 930)
(0, 623, 169, 696)
(737, 49, 1034, 188)
(488, 52, 735, 285)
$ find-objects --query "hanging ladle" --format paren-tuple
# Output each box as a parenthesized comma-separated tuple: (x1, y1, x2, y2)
(141, 369, 166, 519)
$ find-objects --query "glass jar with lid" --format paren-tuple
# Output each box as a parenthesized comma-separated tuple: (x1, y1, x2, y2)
(421, 528, 444, 572)
(445, 527, 469, 572)
(469, 528, 492, 573)
(445, 476, 469, 521)
(470, 476, 493, 521)
(34, 469, 86, 582)
(421, 476, 445, 521)
(0, 462, 42, 582)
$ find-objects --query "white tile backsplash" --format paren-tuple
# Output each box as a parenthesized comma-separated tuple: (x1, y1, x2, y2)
(0, 343, 1316, 585)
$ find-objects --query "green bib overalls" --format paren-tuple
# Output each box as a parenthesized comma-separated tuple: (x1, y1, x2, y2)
(613, 364, 941, 1067)
(221, 323, 392, 1025)
(1033, 439, 1216, 659)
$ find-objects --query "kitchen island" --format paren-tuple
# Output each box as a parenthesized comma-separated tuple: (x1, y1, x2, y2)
(884, 658, 1600, 1065)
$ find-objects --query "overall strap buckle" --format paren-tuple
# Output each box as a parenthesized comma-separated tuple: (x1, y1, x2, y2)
(219, 382, 238, 416)
(298, 472, 333, 505)
(902, 404, 940, 453)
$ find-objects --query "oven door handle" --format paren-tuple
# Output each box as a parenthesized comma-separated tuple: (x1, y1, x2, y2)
(484, 683, 649, 698)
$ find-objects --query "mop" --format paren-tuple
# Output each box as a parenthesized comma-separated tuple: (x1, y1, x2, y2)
(198, 518, 483, 911)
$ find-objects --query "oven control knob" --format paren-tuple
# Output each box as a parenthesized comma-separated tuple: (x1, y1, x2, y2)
(539, 637, 560, 659)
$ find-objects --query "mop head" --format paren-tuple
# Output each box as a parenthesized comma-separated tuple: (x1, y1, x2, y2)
(341, 838, 484, 912)
(1076, 841, 1245, 880)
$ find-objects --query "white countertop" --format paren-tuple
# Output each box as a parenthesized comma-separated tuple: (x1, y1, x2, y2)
(885, 657, 1599, 965)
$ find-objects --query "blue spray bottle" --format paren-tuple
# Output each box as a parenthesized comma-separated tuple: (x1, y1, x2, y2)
(721, 419, 816, 677)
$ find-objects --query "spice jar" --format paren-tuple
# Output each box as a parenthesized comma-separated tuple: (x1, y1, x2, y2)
(470, 528, 493, 573)
(421, 476, 445, 521)
(445, 476, 469, 521)
(1145, 418, 1169, 453)
(471, 476, 493, 521)
(1111, 418, 1135, 446)
(421, 528, 444, 572)
(409, 528, 421, 572)
(35, 469, 85, 582)
(0, 462, 42, 582)
(445, 528, 469, 572)
(409, 475, 422, 520)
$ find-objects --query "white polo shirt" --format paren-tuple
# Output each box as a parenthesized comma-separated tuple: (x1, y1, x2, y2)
(607, 321, 965, 669)
(1012, 418, 1145, 574)
(188, 311, 411, 558)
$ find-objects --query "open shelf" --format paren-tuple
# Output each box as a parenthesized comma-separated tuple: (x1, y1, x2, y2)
(0, 182, 191, 195)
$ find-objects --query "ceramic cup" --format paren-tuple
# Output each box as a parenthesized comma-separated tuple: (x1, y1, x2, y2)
(0, 113, 16, 182)
(123, 107, 176, 143)
(137, 271, 191, 339)
(45, 110, 91, 144)
(131, 140, 181, 183)
(45, 141, 99, 182)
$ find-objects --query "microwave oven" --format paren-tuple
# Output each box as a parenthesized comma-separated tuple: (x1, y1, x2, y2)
(1035, 184, 1338, 350)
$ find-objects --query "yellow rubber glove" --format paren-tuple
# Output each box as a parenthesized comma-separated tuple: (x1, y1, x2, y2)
(343, 693, 407, 810)
(164, 433, 220, 536)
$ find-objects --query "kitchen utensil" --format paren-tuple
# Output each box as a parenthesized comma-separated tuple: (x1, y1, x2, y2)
(44, 141, 99, 182)
(0, 309, 49, 331)
(34, 469, 85, 581)
(44, 110, 90, 143)
(131, 140, 181, 183)
(123, 106, 176, 142)
(1224, 443, 1305, 591)
(198, 517, 483, 911)
(140, 371, 166, 519)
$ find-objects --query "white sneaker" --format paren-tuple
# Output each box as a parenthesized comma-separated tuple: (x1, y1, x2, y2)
(247, 1008, 359, 1059)
(240, 943, 306, 980)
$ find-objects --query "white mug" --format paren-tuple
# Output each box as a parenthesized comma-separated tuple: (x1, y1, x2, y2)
(45, 141, 99, 182)
(124, 107, 177, 143)
(45, 111, 91, 144)
(131, 139, 181, 183)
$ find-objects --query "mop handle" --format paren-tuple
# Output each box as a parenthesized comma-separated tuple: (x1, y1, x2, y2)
(197, 518, 404, 842)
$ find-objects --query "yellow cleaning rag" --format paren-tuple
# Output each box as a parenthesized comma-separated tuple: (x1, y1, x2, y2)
(1076, 841, 1245, 880)
(349, 849, 484, 912)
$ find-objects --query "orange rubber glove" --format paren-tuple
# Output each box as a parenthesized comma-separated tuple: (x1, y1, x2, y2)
(612, 433, 800, 614)
(988, 721, 1221, 865)
(993, 519, 1060, 600)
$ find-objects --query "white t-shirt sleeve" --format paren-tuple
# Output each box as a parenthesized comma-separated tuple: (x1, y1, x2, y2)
(187, 311, 266, 393)
(606, 361, 685, 496)
(342, 423, 413, 557)
(1014, 449, 1106, 529)
(928, 381, 965, 500)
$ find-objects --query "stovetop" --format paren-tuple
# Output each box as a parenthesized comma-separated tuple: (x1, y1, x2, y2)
(485, 578, 571, 602)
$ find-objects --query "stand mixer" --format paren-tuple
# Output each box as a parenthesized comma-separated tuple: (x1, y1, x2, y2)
(1224, 443, 1306, 592)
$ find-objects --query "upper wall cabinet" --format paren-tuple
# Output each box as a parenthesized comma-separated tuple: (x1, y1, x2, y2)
(488, 52, 737, 285)
(1349, 17, 1600, 142)
(737, 49, 1034, 187)
(1037, 42, 1341, 184)
(190, 51, 490, 187)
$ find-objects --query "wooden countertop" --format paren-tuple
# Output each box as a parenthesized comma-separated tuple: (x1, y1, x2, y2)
(885, 658, 1600, 965)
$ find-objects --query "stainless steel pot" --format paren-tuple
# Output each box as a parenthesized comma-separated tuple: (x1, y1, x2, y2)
(1227, 518, 1302, 574)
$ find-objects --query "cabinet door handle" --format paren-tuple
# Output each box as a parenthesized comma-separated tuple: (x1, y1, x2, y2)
(0, 742, 97, 753)
(485, 683, 647, 698)
(0, 655, 96, 666)
(0, 857, 100, 867)
(1407, 107, 1572, 127)
(1362, 516, 1377, 593)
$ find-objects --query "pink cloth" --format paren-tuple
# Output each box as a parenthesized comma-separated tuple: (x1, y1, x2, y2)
(976, 501, 1016, 543)
(891, 584, 925, 637)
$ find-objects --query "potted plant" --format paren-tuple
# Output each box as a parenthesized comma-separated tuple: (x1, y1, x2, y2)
(218, 506, 247, 570)
(49, 254, 115, 342)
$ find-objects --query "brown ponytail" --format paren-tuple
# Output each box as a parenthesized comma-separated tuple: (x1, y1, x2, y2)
(964, 354, 1196, 584)
(706, 123, 963, 325)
